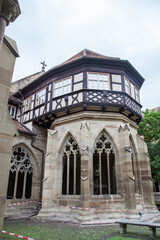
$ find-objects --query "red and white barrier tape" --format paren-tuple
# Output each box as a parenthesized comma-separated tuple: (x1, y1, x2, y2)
(2, 230, 36, 240)
(4, 200, 157, 212)
(5, 200, 40, 207)
(43, 203, 157, 212)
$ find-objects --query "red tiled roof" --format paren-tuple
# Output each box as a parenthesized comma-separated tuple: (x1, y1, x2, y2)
(62, 49, 120, 65)
(149, 107, 160, 112)
(13, 120, 35, 136)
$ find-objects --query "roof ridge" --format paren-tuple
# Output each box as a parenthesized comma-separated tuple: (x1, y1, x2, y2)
(61, 49, 120, 66)
(11, 71, 44, 84)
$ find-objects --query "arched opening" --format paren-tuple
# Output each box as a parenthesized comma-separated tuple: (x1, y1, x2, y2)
(93, 132, 117, 195)
(7, 146, 34, 199)
(62, 135, 81, 195)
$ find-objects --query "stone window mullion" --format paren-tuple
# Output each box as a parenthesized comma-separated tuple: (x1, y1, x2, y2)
(22, 170, 27, 198)
(107, 151, 111, 194)
(13, 169, 18, 198)
(99, 151, 102, 195)
(67, 153, 70, 195)
(73, 152, 76, 195)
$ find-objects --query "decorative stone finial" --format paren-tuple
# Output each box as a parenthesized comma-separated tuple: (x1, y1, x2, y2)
(0, 0, 21, 26)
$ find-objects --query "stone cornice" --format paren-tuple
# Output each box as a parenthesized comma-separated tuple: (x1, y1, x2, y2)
(51, 111, 138, 130)
(0, 0, 21, 25)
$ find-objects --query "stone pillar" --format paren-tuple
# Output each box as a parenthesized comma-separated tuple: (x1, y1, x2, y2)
(137, 135, 155, 209)
(118, 123, 136, 209)
(39, 129, 58, 215)
(0, 17, 6, 48)
(0, 1, 20, 238)
(80, 121, 91, 208)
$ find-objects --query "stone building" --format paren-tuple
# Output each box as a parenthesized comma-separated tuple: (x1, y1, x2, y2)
(5, 49, 157, 223)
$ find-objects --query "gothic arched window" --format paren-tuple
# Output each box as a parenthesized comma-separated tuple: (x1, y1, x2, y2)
(93, 132, 116, 195)
(7, 146, 33, 199)
(62, 136, 81, 195)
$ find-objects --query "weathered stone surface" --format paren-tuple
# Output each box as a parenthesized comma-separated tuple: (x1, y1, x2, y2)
(38, 111, 156, 222)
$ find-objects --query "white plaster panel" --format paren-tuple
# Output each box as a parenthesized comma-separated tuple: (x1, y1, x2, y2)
(74, 82, 83, 91)
(74, 73, 83, 83)
(112, 84, 122, 91)
(112, 74, 121, 83)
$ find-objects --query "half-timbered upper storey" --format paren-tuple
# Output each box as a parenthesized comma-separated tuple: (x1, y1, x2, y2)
(14, 49, 144, 128)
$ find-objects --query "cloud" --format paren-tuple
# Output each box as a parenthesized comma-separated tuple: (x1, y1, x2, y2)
(5, 0, 160, 109)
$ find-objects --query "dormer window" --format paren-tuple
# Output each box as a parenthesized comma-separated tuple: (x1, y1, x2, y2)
(8, 105, 16, 118)
(54, 77, 72, 97)
(88, 73, 110, 90)
(35, 88, 46, 106)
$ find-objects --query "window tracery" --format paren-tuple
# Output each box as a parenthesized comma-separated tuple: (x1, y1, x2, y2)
(93, 132, 116, 195)
(7, 146, 33, 199)
(62, 136, 81, 195)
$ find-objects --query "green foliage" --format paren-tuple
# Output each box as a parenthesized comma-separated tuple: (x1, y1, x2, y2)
(138, 109, 160, 142)
(138, 109, 160, 183)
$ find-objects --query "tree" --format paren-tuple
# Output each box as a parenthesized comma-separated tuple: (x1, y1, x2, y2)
(138, 109, 160, 186)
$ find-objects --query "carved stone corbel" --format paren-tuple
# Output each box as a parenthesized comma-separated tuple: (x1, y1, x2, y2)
(124, 146, 132, 153)
(118, 123, 130, 132)
(128, 175, 135, 181)
(48, 129, 58, 136)
(80, 121, 90, 130)
(0, 0, 21, 25)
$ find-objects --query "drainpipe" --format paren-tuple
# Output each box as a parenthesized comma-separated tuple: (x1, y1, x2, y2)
(31, 137, 45, 206)
(18, 90, 24, 123)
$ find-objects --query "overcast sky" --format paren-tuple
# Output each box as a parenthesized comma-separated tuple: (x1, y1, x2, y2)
(5, 0, 160, 110)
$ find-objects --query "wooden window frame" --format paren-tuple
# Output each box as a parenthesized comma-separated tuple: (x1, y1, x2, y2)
(35, 88, 46, 107)
(87, 72, 111, 90)
(134, 87, 140, 103)
(8, 105, 16, 118)
(124, 76, 131, 95)
(53, 76, 72, 98)
(24, 96, 32, 112)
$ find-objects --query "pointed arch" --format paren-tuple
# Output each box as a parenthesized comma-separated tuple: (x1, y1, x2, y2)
(92, 129, 117, 195)
(58, 130, 81, 155)
(61, 132, 81, 195)
(129, 134, 141, 194)
(7, 144, 35, 199)
(91, 127, 119, 157)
